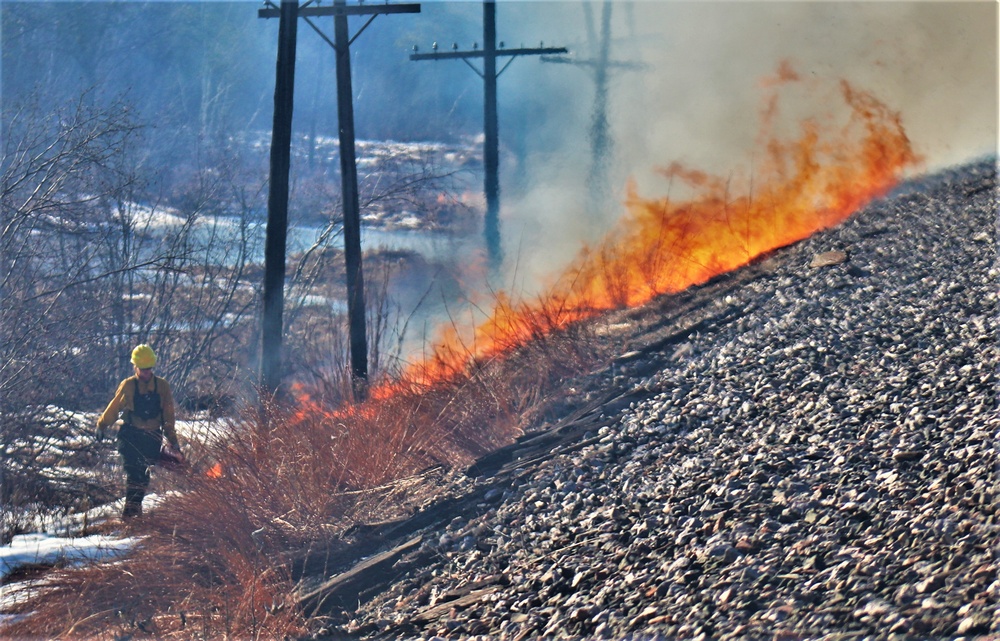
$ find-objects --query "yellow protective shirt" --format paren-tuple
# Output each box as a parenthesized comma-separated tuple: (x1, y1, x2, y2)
(97, 375, 179, 448)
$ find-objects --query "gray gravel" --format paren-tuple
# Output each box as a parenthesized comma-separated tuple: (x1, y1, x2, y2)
(343, 158, 998, 640)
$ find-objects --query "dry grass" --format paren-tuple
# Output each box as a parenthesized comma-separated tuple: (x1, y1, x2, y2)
(1, 310, 612, 640)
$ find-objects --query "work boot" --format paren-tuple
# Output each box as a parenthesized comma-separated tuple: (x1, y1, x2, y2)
(122, 501, 143, 520)
(123, 484, 145, 520)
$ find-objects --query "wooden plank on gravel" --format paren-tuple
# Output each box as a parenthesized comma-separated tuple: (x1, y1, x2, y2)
(296, 535, 424, 609)
(413, 586, 500, 623)
(466, 389, 620, 477)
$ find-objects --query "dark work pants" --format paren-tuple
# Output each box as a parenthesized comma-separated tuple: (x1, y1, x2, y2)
(117, 424, 161, 518)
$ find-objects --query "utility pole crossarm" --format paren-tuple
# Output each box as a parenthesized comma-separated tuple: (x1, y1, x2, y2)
(410, 46, 567, 61)
(540, 54, 648, 71)
(259, 4, 420, 19)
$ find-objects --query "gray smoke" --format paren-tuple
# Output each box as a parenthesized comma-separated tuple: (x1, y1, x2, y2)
(495, 1, 998, 290)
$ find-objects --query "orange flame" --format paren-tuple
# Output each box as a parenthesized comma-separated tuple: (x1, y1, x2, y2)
(395, 65, 920, 388)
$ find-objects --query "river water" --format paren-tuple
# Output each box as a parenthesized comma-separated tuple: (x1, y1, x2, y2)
(175, 215, 470, 267)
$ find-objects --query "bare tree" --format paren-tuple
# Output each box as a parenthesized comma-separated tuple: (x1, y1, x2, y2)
(0, 92, 267, 528)
(0, 92, 143, 532)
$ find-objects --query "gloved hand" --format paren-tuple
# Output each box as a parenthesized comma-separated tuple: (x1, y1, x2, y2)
(160, 443, 187, 468)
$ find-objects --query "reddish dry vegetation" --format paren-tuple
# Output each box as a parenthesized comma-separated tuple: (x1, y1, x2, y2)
(3, 322, 605, 640)
(1, 65, 919, 640)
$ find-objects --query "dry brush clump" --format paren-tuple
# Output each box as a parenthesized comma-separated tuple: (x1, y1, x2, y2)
(2, 404, 340, 638)
(1, 308, 612, 640)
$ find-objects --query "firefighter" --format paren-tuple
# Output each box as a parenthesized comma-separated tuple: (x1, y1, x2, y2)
(97, 344, 183, 519)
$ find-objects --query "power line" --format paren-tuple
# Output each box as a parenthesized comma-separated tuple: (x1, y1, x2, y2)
(541, 1, 648, 224)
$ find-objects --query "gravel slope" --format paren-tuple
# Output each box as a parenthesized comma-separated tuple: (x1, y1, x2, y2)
(339, 158, 998, 640)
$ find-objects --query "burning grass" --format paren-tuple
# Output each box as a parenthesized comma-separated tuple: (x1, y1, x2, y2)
(0, 64, 921, 639)
(402, 64, 919, 386)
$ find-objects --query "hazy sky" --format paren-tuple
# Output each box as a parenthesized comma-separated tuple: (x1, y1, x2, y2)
(493, 1, 998, 284)
(3, 1, 996, 287)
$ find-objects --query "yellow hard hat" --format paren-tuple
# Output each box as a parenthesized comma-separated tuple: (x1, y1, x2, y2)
(131, 344, 157, 369)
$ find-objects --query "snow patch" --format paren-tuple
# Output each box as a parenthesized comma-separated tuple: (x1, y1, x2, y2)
(0, 532, 136, 581)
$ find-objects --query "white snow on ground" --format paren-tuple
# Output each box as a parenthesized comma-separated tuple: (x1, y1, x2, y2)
(0, 414, 223, 623)
(0, 526, 138, 624)
(0, 531, 137, 581)
(176, 416, 230, 446)
(0, 493, 173, 624)
(0, 493, 167, 585)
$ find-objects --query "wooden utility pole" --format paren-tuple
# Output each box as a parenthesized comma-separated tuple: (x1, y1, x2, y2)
(541, 0, 646, 224)
(483, 1, 499, 268)
(411, 0, 566, 271)
(260, 0, 420, 401)
(261, 0, 298, 397)
(332, 0, 368, 400)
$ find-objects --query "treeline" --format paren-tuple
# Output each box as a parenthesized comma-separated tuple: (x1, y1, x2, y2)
(3, 91, 255, 412)
(1, 1, 486, 157)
